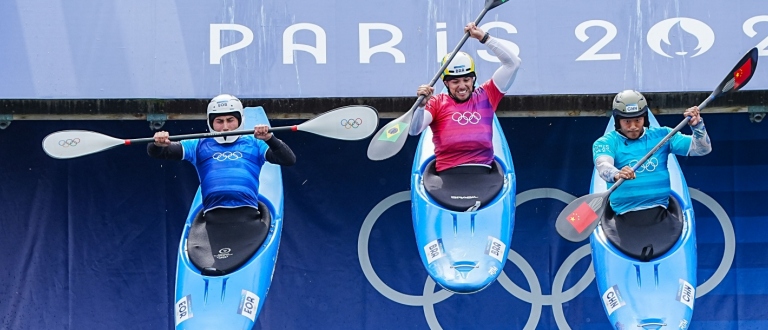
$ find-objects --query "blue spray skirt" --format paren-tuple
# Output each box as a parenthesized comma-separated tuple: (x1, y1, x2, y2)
(173, 107, 284, 329)
(589, 113, 696, 329)
(411, 114, 516, 293)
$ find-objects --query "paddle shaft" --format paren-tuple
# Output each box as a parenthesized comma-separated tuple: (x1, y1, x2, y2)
(125, 126, 296, 145)
(606, 95, 713, 194)
(408, 6, 493, 114)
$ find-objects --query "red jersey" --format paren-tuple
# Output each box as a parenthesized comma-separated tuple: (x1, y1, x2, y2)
(425, 79, 504, 172)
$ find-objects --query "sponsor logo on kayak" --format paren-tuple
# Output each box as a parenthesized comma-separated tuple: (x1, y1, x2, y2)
(174, 295, 193, 326)
(484, 236, 506, 263)
(678, 319, 689, 329)
(450, 195, 479, 200)
(212, 151, 243, 161)
(602, 285, 625, 315)
(488, 265, 498, 276)
(424, 239, 445, 264)
(215, 248, 233, 259)
(238, 290, 260, 321)
(676, 279, 695, 309)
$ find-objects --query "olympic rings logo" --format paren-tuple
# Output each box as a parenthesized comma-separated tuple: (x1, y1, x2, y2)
(629, 157, 659, 173)
(58, 138, 81, 147)
(212, 151, 243, 161)
(341, 118, 363, 129)
(358, 188, 734, 329)
(451, 111, 481, 125)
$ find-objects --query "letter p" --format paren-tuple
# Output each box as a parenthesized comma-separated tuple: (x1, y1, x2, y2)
(210, 24, 254, 64)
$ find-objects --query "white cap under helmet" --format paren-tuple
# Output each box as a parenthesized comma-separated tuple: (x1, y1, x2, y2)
(206, 94, 244, 144)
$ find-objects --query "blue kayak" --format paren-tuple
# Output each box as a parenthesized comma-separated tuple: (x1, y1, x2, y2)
(174, 107, 284, 329)
(590, 112, 696, 329)
(411, 113, 516, 293)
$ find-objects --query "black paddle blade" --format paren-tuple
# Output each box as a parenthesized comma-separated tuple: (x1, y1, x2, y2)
(366, 110, 413, 161)
(486, 0, 509, 9)
(713, 47, 758, 96)
(555, 192, 609, 242)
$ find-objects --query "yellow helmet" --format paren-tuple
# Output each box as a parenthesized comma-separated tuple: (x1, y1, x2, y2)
(441, 51, 476, 80)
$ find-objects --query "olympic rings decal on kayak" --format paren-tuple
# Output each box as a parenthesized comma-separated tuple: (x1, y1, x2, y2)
(341, 118, 363, 129)
(212, 151, 243, 161)
(358, 188, 734, 330)
(451, 111, 481, 125)
(58, 138, 81, 147)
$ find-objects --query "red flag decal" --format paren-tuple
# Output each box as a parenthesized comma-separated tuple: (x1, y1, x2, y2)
(567, 202, 599, 234)
(734, 58, 753, 88)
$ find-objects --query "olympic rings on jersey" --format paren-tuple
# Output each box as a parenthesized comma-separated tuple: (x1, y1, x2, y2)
(58, 138, 81, 147)
(212, 151, 243, 161)
(451, 111, 481, 125)
(359, 188, 734, 329)
(341, 118, 363, 129)
(628, 157, 659, 173)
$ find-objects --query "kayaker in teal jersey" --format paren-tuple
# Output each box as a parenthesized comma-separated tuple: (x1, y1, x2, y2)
(592, 90, 712, 224)
(147, 94, 296, 217)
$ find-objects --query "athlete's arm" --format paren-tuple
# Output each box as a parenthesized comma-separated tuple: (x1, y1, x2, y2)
(410, 85, 435, 136)
(148, 131, 183, 160)
(265, 136, 296, 166)
(595, 155, 621, 183)
(486, 37, 521, 94)
(688, 119, 712, 156)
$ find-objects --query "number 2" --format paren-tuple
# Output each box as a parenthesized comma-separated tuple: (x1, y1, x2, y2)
(575, 20, 621, 61)
(744, 15, 768, 56)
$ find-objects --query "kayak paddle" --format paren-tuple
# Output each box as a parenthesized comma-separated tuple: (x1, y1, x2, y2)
(43, 105, 379, 159)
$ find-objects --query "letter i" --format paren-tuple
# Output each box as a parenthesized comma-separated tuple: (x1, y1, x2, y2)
(436, 22, 447, 63)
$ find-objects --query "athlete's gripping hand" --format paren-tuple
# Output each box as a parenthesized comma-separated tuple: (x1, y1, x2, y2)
(465, 22, 485, 40)
(417, 85, 435, 107)
(254, 124, 272, 141)
(153, 131, 171, 147)
(684, 106, 701, 126)
(613, 166, 636, 181)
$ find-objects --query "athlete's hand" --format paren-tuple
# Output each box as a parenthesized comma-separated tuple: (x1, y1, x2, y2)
(684, 106, 701, 126)
(417, 85, 434, 107)
(254, 124, 272, 141)
(465, 22, 485, 40)
(614, 166, 636, 181)
(153, 131, 171, 147)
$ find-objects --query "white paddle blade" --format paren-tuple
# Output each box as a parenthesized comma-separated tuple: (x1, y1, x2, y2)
(298, 105, 379, 140)
(42, 130, 125, 159)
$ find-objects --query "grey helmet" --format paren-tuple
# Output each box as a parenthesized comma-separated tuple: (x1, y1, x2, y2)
(612, 90, 650, 131)
(206, 94, 244, 144)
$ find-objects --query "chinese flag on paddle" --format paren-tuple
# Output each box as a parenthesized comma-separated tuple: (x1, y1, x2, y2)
(567, 201, 599, 233)
(555, 192, 610, 242)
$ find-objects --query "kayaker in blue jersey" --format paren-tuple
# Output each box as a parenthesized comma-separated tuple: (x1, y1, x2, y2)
(147, 94, 296, 218)
(592, 90, 711, 224)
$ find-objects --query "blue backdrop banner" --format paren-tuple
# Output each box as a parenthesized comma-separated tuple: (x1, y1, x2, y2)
(0, 113, 766, 329)
(1, 0, 767, 98)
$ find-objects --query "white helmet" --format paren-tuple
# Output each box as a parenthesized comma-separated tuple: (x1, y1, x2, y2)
(207, 94, 244, 144)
